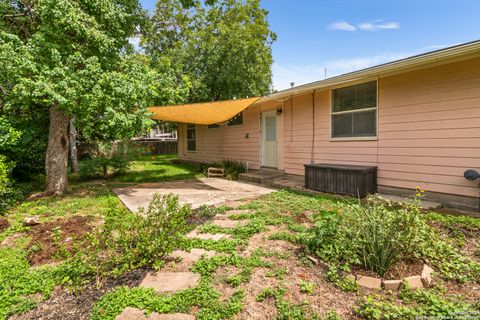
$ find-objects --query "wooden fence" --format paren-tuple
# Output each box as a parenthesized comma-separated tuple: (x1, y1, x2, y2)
(78, 140, 178, 157)
(129, 140, 178, 155)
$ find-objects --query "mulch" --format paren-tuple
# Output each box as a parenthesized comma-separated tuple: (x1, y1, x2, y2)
(27, 216, 93, 266)
(351, 259, 425, 280)
(0, 217, 9, 232)
(11, 268, 149, 320)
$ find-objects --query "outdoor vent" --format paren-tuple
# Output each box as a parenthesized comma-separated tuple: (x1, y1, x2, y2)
(304, 164, 377, 198)
(464, 169, 480, 181)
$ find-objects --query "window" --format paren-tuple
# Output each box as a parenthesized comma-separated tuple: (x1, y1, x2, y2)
(208, 112, 243, 129)
(227, 112, 243, 126)
(331, 80, 377, 138)
(265, 115, 276, 141)
(187, 124, 196, 151)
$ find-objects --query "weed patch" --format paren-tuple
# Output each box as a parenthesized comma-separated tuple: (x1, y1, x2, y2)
(356, 285, 479, 319)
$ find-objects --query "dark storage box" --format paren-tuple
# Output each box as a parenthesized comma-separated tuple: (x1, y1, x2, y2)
(304, 164, 377, 198)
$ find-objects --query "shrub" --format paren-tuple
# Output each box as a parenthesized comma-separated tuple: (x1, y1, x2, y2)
(0, 155, 21, 215)
(200, 159, 247, 180)
(78, 155, 130, 179)
(306, 194, 480, 281)
(221, 159, 246, 180)
(81, 193, 191, 277)
(306, 195, 427, 276)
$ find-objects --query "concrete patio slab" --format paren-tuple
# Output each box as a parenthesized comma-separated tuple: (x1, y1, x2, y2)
(113, 178, 276, 212)
(116, 307, 195, 320)
(171, 248, 216, 262)
(140, 272, 200, 293)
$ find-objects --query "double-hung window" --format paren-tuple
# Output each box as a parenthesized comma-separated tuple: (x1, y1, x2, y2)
(331, 80, 377, 138)
(187, 124, 196, 151)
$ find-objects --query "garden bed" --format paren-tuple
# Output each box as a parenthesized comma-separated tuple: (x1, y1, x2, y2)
(1, 161, 480, 319)
(27, 216, 93, 266)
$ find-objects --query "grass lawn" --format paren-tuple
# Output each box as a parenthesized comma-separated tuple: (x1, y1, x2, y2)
(1, 156, 479, 319)
(109, 154, 202, 183)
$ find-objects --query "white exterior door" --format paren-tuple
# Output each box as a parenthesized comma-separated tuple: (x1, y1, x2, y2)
(261, 111, 278, 168)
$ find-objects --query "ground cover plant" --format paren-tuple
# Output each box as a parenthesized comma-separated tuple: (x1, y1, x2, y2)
(304, 193, 480, 283)
(1, 160, 479, 319)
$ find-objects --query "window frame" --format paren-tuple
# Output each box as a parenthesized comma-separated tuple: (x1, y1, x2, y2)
(207, 112, 243, 129)
(227, 112, 243, 127)
(186, 124, 196, 152)
(330, 80, 378, 141)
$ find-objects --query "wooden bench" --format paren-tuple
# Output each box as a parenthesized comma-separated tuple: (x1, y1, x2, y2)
(207, 167, 225, 178)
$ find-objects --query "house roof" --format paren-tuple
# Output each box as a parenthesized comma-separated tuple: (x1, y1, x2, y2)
(149, 40, 480, 124)
(256, 40, 480, 103)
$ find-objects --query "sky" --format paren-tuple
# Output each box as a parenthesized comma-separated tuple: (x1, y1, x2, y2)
(139, 0, 480, 90)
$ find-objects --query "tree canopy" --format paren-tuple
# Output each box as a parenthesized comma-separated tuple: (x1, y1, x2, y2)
(143, 0, 276, 102)
(0, 0, 275, 196)
(0, 0, 189, 194)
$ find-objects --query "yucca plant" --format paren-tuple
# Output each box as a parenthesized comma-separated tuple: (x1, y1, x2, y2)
(356, 205, 398, 276)
(221, 159, 247, 180)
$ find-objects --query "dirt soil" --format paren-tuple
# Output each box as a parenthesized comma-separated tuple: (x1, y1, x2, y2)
(234, 226, 359, 319)
(351, 259, 425, 280)
(0, 217, 9, 232)
(11, 268, 149, 320)
(27, 216, 93, 266)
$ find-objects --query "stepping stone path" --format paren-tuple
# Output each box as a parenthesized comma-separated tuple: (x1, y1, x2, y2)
(216, 209, 253, 220)
(212, 219, 249, 228)
(117, 207, 252, 319)
(116, 307, 194, 320)
(171, 248, 216, 262)
(140, 272, 200, 293)
(186, 230, 231, 240)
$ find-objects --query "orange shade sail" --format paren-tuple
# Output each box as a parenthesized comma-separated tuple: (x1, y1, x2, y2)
(148, 97, 260, 125)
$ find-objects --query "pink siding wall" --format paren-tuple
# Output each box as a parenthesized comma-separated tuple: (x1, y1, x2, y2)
(177, 100, 283, 170)
(178, 56, 480, 199)
(282, 57, 480, 198)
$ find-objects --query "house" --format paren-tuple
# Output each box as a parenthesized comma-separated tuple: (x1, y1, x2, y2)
(139, 124, 177, 141)
(149, 41, 480, 210)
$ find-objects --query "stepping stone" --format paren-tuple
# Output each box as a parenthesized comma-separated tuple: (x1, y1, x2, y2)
(216, 209, 253, 220)
(404, 275, 424, 289)
(224, 209, 252, 215)
(212, 219, 249, 228)
(140, 272, 200, 293)
(171, 248, 216, 262)
(356, 275, 382, 289)
(383, 279, 402, 291)
(116, 307, 195, 320)
(186, 230, 231, 240)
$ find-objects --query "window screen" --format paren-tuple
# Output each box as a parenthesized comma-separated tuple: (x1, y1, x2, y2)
(187, 124, 196, 151)
(332, 81, 377, 138)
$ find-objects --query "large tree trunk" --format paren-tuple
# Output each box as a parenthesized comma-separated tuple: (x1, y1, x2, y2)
(69, 117, 79, 174)
(45, 104, 71, 195)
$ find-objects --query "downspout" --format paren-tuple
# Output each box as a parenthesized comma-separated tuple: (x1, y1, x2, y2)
(290, 95, 293, 142)
(311, 91, 316, 164)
